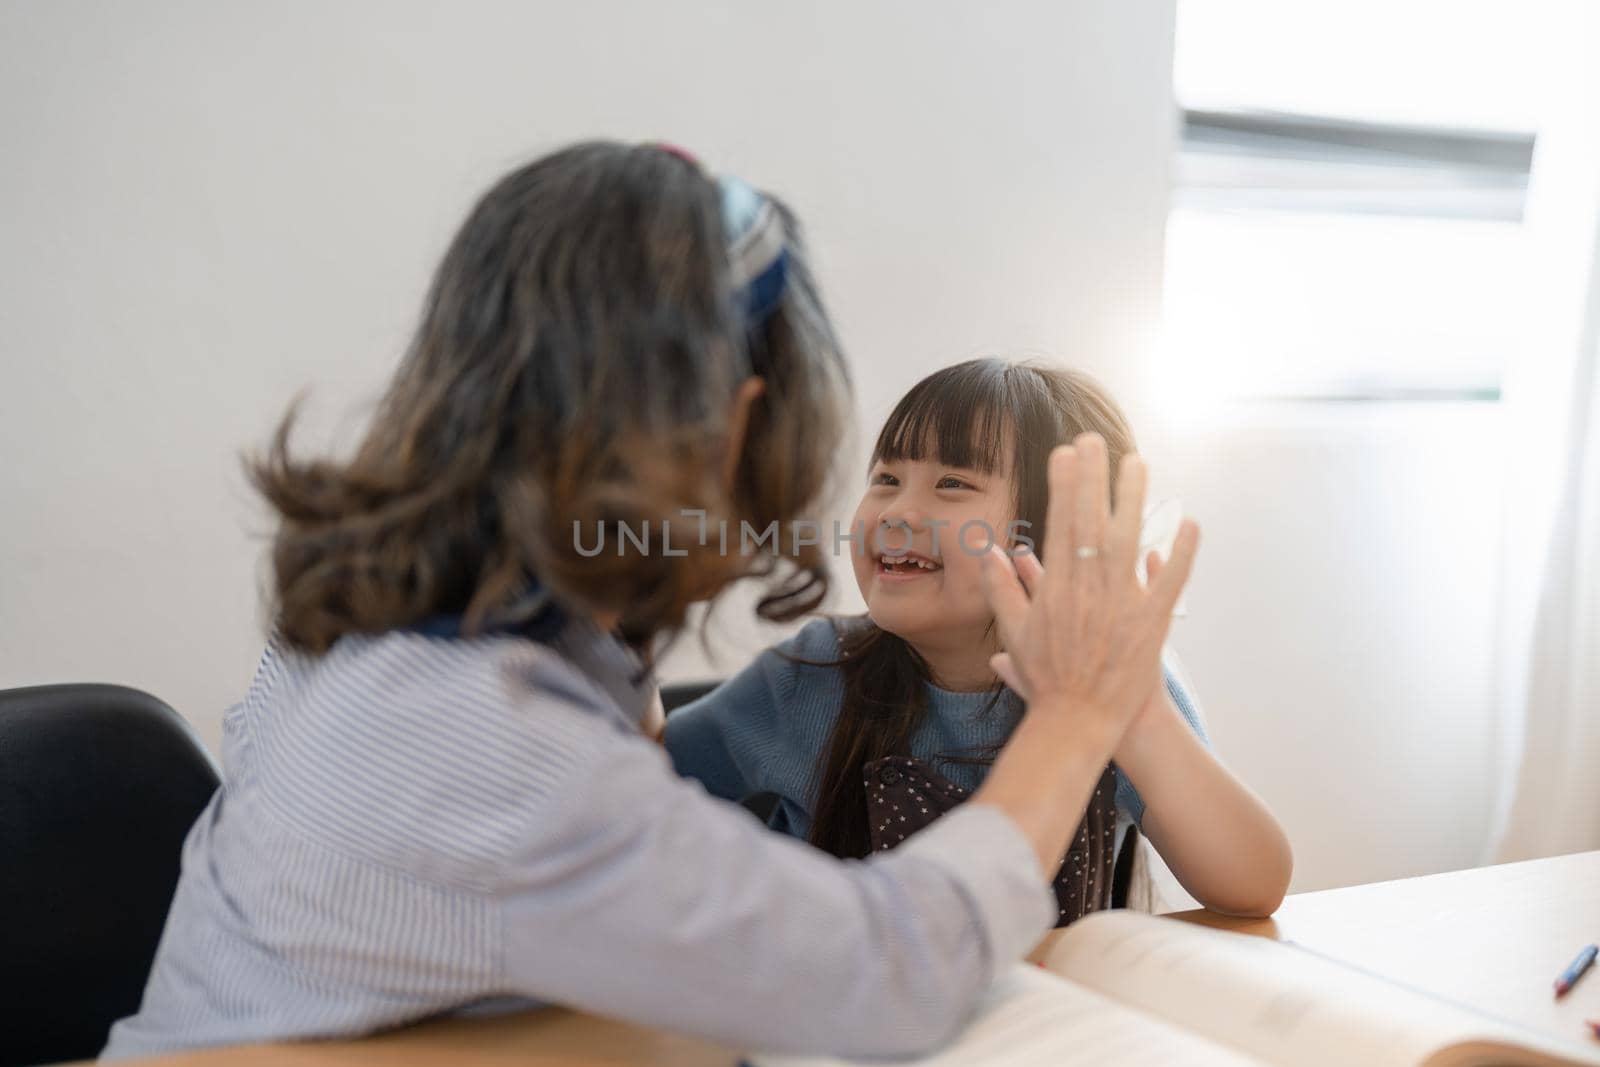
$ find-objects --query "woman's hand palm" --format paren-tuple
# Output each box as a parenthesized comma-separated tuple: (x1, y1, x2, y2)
(983, 434, 1199, 739)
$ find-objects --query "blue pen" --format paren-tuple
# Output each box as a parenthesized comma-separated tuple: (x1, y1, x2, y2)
(1555, 944, 1598, 998)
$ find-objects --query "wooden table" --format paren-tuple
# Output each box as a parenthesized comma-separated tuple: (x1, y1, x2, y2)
(1172, 848, 1600, 1049)
(112, 850, 1600, 1065)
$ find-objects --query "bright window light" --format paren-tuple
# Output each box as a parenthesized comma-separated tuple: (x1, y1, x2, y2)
(1163, 0, 1543, 404)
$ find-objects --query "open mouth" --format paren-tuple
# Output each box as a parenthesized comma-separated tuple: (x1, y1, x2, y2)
(876, 553, 942, 576)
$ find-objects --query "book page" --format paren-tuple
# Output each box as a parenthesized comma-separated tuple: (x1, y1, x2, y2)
(1042, 911, 1600, 1067)
(753, 964, 1270, 1067)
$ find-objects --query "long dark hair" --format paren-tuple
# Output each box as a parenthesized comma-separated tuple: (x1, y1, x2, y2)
(805, 359, 1135, 859)
(249, 142, 849, 654)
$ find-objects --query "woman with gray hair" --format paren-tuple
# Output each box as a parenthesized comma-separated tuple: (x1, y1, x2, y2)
(103, 141, 1197, 1060)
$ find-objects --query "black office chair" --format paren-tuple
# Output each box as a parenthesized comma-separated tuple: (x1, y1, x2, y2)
(659, 680, 719, 713)
(0, 684, 220, 1067)
(1111, 824, 1140, 910)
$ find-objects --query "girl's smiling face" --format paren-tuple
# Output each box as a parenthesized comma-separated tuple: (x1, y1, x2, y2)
(843, 359, 1136, 690)
(849, 448, 1018, 664)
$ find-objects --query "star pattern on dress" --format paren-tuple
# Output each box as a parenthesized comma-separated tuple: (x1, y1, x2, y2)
(862, 757, 1122, 929)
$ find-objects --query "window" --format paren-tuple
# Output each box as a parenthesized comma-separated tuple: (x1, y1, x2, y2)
(1161, 0, 1543, 404)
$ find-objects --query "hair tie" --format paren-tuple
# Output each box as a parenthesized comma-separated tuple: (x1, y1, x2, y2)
(718, 174, 789, 327)
(650, 141, 700, 166)
(644, 143, 789, 327)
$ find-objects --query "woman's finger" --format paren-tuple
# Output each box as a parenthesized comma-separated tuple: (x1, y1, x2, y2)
(1070, 433, 1110, 601)
(1106, 453, 1147, 583)
(1073, 433, 1109, 556)
(1040, 444, 1078, 590)
(981, 546, 1031, 653)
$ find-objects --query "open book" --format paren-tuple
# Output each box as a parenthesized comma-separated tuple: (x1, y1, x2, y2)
(756, 911, 1600, 1067)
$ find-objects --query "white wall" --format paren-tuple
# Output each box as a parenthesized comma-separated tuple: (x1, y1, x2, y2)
(1145, 404, 1505, 891)
(0, 0, 1179, 741)
(0, 0, 1510, 894)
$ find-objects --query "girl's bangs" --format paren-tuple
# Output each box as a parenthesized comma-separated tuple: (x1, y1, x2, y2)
(871, 367, 1014, 476)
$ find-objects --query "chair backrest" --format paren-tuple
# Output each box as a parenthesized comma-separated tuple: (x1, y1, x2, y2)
(0, 684, 219, 1066)
(660, 680, 719, 714)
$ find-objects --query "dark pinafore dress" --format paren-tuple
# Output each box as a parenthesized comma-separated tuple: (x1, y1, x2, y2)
(864, 755, 1121, 928)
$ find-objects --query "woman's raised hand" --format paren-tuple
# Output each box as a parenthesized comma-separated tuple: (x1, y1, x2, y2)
(982, 433, 1199, 742)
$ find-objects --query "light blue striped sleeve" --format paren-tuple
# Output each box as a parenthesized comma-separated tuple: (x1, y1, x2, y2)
(98, 627, 1054, 1063)
(1114, 666, 1209, 827)
(498, 702, 1055, 1059)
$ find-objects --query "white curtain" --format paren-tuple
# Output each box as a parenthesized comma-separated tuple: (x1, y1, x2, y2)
(1487, 2, 1600, 862)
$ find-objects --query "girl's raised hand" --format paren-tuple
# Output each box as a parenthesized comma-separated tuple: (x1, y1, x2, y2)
(981, 433, 1199, 742)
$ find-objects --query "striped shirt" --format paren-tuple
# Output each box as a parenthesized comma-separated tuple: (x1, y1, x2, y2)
(101, 612, 1053, 1060)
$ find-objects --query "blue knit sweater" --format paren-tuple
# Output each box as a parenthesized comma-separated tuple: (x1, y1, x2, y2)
(664, 618, 1208, 840)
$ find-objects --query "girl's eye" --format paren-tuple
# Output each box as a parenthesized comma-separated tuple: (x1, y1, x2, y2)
(871, 471, 899, 487)
(937, 476, 971, 490)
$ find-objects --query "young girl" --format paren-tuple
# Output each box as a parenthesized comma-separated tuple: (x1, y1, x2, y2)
(665, 359, 1291, 923)
(103, 144, 1200, 1061)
